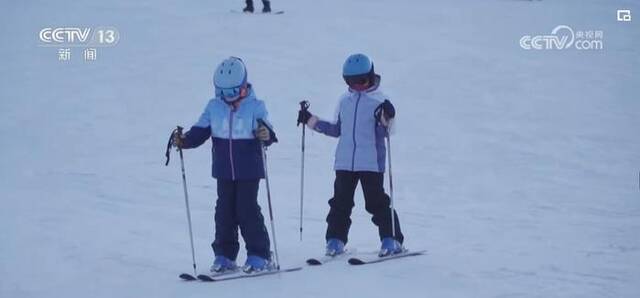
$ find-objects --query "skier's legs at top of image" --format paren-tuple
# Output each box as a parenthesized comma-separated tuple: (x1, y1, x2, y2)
(172, 57, 278, 273)
(296, 53, 405, 257)
(243, 0, 271, 13)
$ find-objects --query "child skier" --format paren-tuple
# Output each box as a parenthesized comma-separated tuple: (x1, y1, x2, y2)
(297, 53, 405, 257)
(172, 57, 277, 273)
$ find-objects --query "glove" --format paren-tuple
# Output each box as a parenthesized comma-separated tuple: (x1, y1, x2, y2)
(172, 130, 186, 148)
(297, 109, 312, 126)
(256, 125, 270, 141)
(375, 100, 395, 121)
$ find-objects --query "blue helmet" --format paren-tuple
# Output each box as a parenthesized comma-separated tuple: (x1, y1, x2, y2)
(214, 57, 248, 101)
(342, 53, 374, 77)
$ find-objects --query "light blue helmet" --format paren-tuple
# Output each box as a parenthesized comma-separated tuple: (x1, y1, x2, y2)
(342, 53, 374, 77)
(214, 57, 248, 101)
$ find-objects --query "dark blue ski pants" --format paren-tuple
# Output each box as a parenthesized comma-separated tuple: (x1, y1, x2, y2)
(212, 179, 270, 260)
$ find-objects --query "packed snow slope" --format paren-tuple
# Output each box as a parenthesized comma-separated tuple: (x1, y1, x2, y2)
(1, 0, 639, 297)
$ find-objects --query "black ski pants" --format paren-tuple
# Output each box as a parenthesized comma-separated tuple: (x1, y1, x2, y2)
(325, 170, 404, 244)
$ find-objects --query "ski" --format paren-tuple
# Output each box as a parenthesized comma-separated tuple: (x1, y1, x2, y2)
(179, 268, 240, 281)
(306, 249, 357, 266)
(195, 268, 244, 281)
(230, 10, 284, 15)
(197, 267, 302, 282)
(348, 250, 427, 265)
(179, 273, 197, 281)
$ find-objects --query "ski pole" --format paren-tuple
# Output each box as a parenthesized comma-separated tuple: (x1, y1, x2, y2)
(375, 105, 397, 242)
(386, 128, 397, 241)
(166, 126, 197, 276)
(298, 100, 310, 241)
(257, 119, 280, 270)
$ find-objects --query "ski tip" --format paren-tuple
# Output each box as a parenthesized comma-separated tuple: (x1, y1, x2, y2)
(197, 274, 215, 282)
(283, 267, 304, 272)
(306, 258, 322, 266)
(179, 273, 197, 281)
(347, 258, 366, 265)
(407, 249, 428, 256)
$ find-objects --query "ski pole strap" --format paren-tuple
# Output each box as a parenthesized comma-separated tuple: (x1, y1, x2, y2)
(374, 104, 383, 122)
(165, 131, 174, 166)
(165, 126, 183, 166)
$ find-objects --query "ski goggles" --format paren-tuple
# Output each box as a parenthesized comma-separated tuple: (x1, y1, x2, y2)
(216, 85, 244, 102)
(343, 74, 371, 91)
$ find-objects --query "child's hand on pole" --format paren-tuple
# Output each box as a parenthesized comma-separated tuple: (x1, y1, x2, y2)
(256, 125, 271, 141)
(172, 129, 186, 148)
(375, 100, 396, 126)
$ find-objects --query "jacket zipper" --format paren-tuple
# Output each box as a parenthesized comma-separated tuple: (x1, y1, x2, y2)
(229, 108, 236, 180)
(351, 93, 361, 171)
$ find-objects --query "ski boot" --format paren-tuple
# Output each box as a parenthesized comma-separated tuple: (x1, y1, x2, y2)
(243, 255, 273, 273)
(210, 255, 237, 273)
(325, 238, 345, 256)
(262, 1, 271, 13)
(378, 237, 404, 257)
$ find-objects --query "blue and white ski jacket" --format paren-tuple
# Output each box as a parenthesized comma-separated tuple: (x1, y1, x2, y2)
(182, 85, 275, 180)
(309, 79, 390, 173)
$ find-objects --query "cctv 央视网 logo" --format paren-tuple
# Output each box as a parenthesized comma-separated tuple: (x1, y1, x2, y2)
(520, 25, 603, 50)
(520, 25, 574, 50)
(617, 10, 631, 22)
(38, 27, 119, 47)
(39, 28, 91, 44)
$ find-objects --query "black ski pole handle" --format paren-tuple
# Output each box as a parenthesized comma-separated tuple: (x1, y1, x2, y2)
(297, 100, 311, 127)
(299, 100, 310, 111)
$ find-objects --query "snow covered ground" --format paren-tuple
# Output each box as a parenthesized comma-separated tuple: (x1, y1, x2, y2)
(1, 0, 639, 297)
